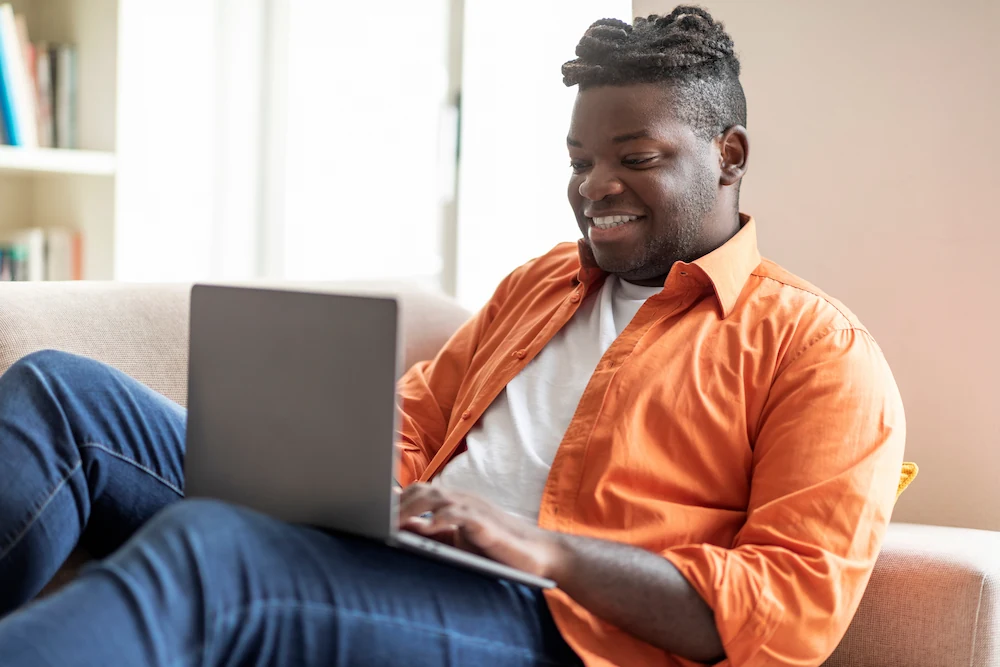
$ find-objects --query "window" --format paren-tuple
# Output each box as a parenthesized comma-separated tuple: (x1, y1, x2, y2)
(274, 0, 454, 287)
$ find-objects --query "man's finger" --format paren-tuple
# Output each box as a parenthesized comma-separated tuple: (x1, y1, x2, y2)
(397, 483, 454, 522)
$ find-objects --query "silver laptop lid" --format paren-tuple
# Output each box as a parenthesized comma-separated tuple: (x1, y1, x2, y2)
(184, 285, 400, 541)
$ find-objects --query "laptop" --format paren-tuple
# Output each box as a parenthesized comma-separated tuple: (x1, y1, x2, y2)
(183, 284, 555, 589)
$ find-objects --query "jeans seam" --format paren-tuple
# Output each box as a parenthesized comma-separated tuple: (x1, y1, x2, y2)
(79, 442, 184, 497)
(180, 599, 569, 667)
(0, 460, 82, 560)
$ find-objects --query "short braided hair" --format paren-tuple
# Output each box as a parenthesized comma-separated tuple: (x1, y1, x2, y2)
(562, 6, 746, 139)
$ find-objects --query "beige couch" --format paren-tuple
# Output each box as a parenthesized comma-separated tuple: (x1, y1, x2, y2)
(0, 281, 997, 666)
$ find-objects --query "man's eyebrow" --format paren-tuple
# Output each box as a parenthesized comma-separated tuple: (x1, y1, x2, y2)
(612, 130, 652, 143)
(567, 130, 653, 147)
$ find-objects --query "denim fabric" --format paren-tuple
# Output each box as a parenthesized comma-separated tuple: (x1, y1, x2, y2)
(0, 351, 580, 667)
(0, 350, 187, 612)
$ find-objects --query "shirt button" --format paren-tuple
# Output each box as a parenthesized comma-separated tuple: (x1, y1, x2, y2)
(514, 349, 527, 359)
(461, 410, 471, 420)
(569, 293, 581, 303)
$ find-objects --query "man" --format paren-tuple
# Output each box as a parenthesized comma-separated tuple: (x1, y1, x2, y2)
(0, 6, 904, 666)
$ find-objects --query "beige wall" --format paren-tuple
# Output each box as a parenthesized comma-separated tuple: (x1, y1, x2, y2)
(633, 0, 1000, 530)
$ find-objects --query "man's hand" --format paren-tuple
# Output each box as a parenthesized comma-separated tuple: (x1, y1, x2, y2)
(397, 483, 724, 662)
(397, 483, 562, 580)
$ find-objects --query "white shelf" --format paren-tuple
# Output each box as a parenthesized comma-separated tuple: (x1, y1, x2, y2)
(0, 147, 117, 176)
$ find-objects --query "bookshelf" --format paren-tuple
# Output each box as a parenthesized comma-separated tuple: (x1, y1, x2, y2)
(0, 0, 118, 279)
(0, 147, 116, 176)
(2, 1, 279, 283)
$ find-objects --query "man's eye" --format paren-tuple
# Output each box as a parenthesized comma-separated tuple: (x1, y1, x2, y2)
(569, 160, 590, 173)
(623, 156, 656, 166)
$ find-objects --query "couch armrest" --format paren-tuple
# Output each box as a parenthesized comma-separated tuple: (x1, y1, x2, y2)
(824, 523, 1000, 667)
(0, 282, 192, 404)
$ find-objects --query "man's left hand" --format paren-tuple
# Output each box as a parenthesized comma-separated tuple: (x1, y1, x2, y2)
(397, 483, 563, 580)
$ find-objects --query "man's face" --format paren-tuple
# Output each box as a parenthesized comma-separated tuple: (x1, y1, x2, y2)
(567, 82, 722, 285)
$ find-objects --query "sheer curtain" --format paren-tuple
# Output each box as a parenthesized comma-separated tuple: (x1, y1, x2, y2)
(115, 0, 631, 295)
(455, 1, 632, 309)
(273, 0, 454, 287)
(116, 0, 455, 286)
(115, 0, 267, 281)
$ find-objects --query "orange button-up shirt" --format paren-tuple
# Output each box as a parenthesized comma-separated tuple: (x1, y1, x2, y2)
(395, 216, 906, 667)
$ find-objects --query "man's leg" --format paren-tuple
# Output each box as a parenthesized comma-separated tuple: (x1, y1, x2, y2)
(0, 499, 583, 667)
(0, 350, 186, 613)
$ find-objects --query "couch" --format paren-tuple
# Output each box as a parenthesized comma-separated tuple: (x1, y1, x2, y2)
(1, 281, 997, 666)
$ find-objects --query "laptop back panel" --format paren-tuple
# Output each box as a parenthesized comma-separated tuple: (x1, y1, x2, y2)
(184, 285, 399, 541)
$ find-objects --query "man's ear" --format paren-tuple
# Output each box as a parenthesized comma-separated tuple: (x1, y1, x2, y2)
(717, 125, 749, 186)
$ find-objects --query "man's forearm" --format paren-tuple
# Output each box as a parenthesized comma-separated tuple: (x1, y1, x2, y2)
(547, 532, 725, 663)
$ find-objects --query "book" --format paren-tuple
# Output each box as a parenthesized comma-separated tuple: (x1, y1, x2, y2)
(44, 227, 83, 280)
(0, 227, 83, 281)
(0, 7, 77, 149)
(34, 41, 52, 147)
(54, 43, 75, 149)
(0, 4, 37, 147)
(0, 4, 17, 145)
(0, 228, 45, 280)
(13, 13, 38, 147)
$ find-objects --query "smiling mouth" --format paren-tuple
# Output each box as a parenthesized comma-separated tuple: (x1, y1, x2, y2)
(590, 214, 643, 230)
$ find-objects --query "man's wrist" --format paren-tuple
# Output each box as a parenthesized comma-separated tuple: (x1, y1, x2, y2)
(539, 529, 575, 584)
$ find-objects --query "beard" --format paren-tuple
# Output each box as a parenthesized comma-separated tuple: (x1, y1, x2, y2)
(592, 165, 718, 282)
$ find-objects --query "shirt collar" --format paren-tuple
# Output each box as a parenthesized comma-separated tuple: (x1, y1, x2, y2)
(575, 213, 761, 319)
(691, 214, 761, 318)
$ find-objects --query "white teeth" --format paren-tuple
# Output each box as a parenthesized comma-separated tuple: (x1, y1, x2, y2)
(591, 214, 638, 229)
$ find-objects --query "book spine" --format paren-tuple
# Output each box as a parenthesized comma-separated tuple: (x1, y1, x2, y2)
(12, 13, 37, 147)
(26, 229, 44, 281)
(35, 42, 51, 147)
(48, 44, 58, 147)
(71, 233, 82, 280)
(10, 245, 27, 280)
(55, 44, 75, 149)
(0, 229, 50, 281)
(0, 4, 20, 145)
(43, 228, 83, 281)
(0, 6, 37, 147)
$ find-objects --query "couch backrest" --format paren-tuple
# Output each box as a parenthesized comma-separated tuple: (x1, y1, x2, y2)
(0, 281, 470, 407)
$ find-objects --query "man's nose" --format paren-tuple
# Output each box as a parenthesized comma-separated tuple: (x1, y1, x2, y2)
(578, 165, 625, 200)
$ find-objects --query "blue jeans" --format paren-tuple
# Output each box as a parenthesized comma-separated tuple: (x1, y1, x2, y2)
(0, 351, 581, 666)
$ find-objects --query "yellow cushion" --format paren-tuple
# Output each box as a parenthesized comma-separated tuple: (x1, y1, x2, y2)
(896, 462, 919, 500)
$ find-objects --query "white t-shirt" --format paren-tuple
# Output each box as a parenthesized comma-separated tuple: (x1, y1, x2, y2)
(434, 275, 663, 522)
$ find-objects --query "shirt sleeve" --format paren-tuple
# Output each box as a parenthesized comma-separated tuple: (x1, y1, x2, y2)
(394, 270, 517, 485)
(663, 326, 906, 667)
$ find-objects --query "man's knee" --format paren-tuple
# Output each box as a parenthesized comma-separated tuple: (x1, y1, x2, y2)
(2, 349, 100, 390)
(6, 349, 75, 379)
(91, 500, 258, 603)
(66, 501, 260, 648)
(133, 499, 258, 554)
(111, 500, 265, 575)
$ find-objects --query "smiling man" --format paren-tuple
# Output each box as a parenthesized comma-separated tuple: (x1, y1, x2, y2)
(0, 6, 904, 667)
